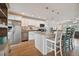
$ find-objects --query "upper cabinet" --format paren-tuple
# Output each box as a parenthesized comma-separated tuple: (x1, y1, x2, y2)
(0, 3, 8, 36)
(0, 3, 8, 28)
(0, 3, 8, 56)
(0, 3, 7, 18)
(0, 3, 8, 37)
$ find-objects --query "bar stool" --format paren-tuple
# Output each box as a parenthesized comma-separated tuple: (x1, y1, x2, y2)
(46, 30, 63, 56)
(63, 27, 75, 55)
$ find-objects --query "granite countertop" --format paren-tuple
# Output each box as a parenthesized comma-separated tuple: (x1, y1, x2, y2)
(36, 31, 46, 35)
(36, 31, 55, 38)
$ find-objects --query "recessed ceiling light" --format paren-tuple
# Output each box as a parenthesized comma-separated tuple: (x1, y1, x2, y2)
(21, 12, 25, 15)
(73, 20, 77, 23)
(43, 18, 46, 19)
(32, 15, 34, 17)
(52, 10, 54, 12)
(57, 12, 60, 14)
(38, 16, 40, 18)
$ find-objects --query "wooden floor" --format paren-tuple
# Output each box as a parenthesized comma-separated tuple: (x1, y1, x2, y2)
(9, 40, 42, 56)
(9, 39, 79, 56)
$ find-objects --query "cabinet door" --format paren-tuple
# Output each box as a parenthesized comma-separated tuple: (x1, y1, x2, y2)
(35, 33, 41, 49)
(29, 32, 34, 40)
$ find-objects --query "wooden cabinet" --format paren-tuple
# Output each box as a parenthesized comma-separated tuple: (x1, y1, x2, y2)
(0, 28, 7, 36)
(0, 3, 7, 37)
(0, 3, 8, 56)
(0, 3, 7, 18)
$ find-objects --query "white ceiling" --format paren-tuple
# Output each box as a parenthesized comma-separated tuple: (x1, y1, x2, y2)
(9, 3, 79, 21)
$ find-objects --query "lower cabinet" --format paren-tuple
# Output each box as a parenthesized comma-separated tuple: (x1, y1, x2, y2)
(29, 32, 35, 40)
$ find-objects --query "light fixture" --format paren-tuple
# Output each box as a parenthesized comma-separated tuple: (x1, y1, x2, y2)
(38, 16, 41, 18)
(43, 18, 46, 19)
(73, 20, 77, 24)
(69, 25, 72, 27)
(52, 10, 54, 12)
(32, 15, 34, 17)
(45, 7, 49, 9)
(56, 12, 60, 14)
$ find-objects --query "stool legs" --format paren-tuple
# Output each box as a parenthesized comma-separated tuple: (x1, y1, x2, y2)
(54, 43, 56, 56)
(63, 37, 73, 56)
(60, 41, 62, 56)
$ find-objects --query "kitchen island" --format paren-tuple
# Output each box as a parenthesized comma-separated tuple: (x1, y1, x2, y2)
(34, 31, 47, 55)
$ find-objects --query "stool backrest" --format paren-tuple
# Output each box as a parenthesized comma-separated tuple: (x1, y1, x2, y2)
(55, 30, 63, 42)
(66, 27, 75, 38)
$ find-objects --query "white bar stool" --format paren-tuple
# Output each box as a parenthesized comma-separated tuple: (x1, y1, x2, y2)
(46, 30, 63, 56)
